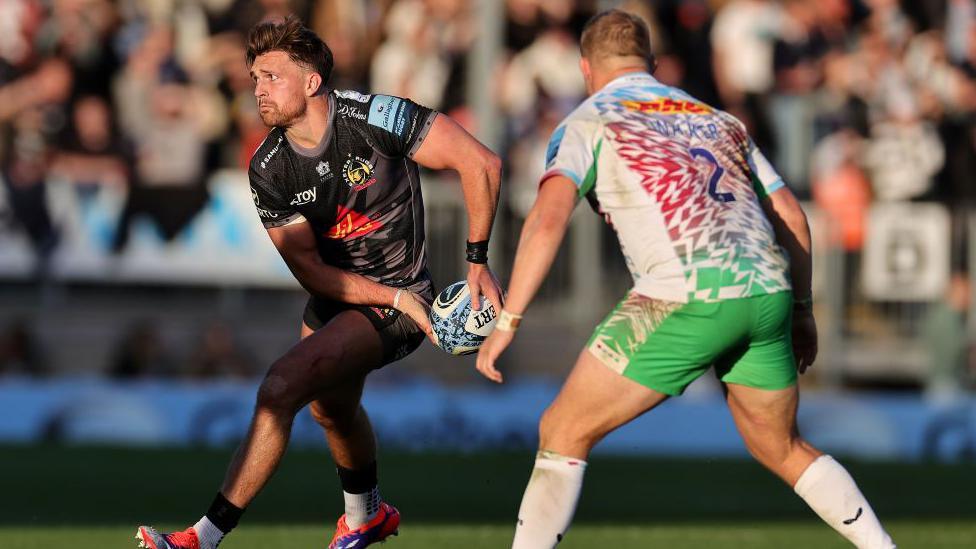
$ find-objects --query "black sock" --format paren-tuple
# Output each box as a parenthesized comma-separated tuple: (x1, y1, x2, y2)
(336, 461, 378, 494)
(205, 492, 245, 534)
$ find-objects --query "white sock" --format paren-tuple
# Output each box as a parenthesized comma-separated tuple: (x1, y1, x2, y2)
(511, 451, 587, 549)
(192, 516, 225, 549)
(343, 486, 381, 529)
(794, 455, 896, 549)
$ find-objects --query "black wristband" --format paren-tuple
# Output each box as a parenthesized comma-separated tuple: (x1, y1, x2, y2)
(793, 295, 813, 312)
(466, 240, 489, 264)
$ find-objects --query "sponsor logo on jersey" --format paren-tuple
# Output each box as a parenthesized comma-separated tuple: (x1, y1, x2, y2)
(368, 95, 404, 134)
(334, 89, 371, 103)
(338, 104, 367, 121)
(252, 187, 279, 218)
(259, 136, 284, 169)
(256, 207, 278, 219)
(316, 161, 331, 178)
(327, 205, 384, 239)
(620, 99, 712, 115)
(342, 155, 377, 191)
(290, 187, 317, 206)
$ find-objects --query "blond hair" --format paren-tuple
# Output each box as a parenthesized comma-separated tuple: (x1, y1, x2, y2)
(580, 9, 654, 68)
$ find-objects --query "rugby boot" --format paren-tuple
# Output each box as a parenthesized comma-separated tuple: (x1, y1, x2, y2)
(329, 501, 400, 549)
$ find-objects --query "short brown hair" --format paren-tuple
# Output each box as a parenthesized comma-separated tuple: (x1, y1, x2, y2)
(246, 16, 334, 84)
(580, 9, 654, 67)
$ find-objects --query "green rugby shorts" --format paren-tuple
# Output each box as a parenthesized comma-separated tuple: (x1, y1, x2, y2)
(587, 291, 797, 395)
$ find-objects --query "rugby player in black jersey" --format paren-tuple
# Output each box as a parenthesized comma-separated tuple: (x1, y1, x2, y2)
(136, 16, 503, 549)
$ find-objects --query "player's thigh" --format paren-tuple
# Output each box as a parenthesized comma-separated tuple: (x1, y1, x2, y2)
(267, 310, 383, 399)
(541, 349, 669, 455)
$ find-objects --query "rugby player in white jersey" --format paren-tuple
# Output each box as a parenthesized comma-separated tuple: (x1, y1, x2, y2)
(477, 10, 895, 549)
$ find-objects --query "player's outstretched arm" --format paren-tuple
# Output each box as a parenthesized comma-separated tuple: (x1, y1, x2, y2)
(762, 186, 817, 373)
(412, 114, 504, 314)
(267, 221, 434, 340)
(475, 176, 578, 383)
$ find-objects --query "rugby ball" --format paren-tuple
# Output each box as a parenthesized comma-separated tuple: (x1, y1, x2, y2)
(429, 281, 498, 355)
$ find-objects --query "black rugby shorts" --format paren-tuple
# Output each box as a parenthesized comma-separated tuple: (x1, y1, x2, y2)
(303, 296, 427, 366)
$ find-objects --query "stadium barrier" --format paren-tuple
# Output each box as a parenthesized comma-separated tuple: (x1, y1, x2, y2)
(0, 378, 973, 462)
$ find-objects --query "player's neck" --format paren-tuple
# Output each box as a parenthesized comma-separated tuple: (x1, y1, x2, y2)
(284, 95, 331, 149)
(590, 66, 649, 94)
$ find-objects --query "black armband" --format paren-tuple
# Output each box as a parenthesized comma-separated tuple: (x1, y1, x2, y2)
(465, 240, 489, 264)
(793, 295, 813, 312)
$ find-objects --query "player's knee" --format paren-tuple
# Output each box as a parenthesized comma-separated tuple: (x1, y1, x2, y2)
(539, 406, 599, 453)
(746, 434, 800, 470)
(255, 371, 302, 415)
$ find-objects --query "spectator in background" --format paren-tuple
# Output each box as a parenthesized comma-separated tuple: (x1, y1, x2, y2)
(0, 318, 46, 377)
(371, 0, 474, 113)
(655, 0, 720, 107)
(34, 0, 119, 100)
(112, 25, 226, 252)
(50, 95, 131, 191)
(923, 273, 972, 394)
(768, 0, 831, 196)
(812, 129, 872, 254)
(108, 321, 173, 378)
(311, 0, 385, 91)
(0, 59, 73, 272)
(499, 0, 587, 136)
(710, 0, 781, 153)
(186, 321, 254, 379)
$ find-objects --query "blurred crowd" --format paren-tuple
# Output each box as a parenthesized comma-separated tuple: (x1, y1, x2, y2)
(2, 0, 976, 261)
(1, 0, 976, 386)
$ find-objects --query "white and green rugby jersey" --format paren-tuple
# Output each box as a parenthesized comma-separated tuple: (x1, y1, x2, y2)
(543, 72, 791, 303)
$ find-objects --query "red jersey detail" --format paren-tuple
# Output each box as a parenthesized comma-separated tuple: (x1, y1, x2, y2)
(327, 206, 384, 239)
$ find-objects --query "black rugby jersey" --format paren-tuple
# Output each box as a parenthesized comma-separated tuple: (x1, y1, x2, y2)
(248, 90, 437, 297)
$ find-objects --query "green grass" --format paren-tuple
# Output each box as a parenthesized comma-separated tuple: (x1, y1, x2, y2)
(1, 445, 973, 548)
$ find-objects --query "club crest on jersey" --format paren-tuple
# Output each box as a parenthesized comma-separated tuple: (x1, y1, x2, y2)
(343, 155, 377, 191)
(315, 161, 331, 178)
(290, 187, 317, 206)
(620, 99, 712, 115)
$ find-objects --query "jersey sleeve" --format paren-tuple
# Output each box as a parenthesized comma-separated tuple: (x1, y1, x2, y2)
(540, 116, 602, 198)
(363, 94, 438, 159)
(747, 138, 787, 200)
(248, 164, 304, 229)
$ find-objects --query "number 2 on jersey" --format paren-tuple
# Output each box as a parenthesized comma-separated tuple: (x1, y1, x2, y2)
(690, 148, 735, 203)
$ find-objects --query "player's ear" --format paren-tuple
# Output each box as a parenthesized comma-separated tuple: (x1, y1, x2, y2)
(305, 71, 322, 97)
(580, 58, 593, 94)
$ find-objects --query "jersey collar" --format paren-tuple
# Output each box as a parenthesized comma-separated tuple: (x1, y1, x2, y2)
(603, 71, 660, 90)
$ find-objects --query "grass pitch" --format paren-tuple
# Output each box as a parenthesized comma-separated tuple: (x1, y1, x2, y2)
(1, 445, 972, 548)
